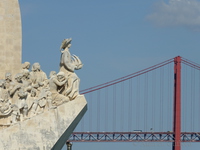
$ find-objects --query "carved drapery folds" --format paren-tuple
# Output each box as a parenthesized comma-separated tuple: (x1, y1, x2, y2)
(0, 38, 83, 127)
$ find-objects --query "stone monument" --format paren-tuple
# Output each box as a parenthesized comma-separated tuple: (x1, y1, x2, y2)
(0, 0, 22, 79)
(0, 1, 87, 149)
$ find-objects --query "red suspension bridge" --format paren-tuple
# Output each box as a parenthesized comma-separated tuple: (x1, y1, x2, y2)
(67, 56, 200, 150)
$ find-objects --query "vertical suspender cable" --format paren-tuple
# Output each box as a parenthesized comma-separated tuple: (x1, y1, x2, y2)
(113, 85, 116, 131)
(184, 65, 187, 131)
(136, 76, 140, 129)
(105, 88, 108, 131)
(162, 67, 164, 131)
(128, 79, 132, 131)
(159, 68, 162, 131)
(191, 68, 194, 131)
(169, 63, 173, 131)
(182, 64, 184, 131)
(120, 80, 124, 131)
(167, 64, 170, 131)
(144, 74, 146, 131)
(144, 73, 148, 131)
(152, 70, 156, 131)
(192, 69, 195, 131)
(182, 65, 186, 131)
(160, 67, 164, 131)
(199, 70, 200, 131)
(89, 93, 93, 131)
(97, 90, 100, 131)
(190, 67, 192, 131)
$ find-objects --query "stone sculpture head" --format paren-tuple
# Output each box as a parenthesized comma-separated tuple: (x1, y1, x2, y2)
(22, 69, 30, 78)
(38, 82, 44, 87)
(5, 72, 12, 81)
(0, 79, 5, 88)
(15, 73, 23, 82)
(32, 63, 41, 72)
(60, 38, 72, 50)
(18, 89, 27, 99)
(57, 72, 66, 82)
(30, 88, 37, 97)
(49, 71, 56, 78)
(22, 62, 30, 70)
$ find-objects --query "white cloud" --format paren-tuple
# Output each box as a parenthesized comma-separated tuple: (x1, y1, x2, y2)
(147, 0, 200, 30)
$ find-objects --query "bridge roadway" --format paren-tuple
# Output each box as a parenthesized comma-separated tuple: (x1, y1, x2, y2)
(68, 132, 200, 142)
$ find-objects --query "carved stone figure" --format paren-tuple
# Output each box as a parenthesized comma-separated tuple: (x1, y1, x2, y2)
(49, 71, 56, 79)
(10, 104, 20, 124)
(0, 38, 84, 126)
(21, 62, 30, 72)
(59, 38, 83, 100)
(0, 79, 19, 124)
(21, 69, 32, 92)
(0, 80, 11, 115)
(26, 88, 38, 116)
(27, 87, 47, 115)
(30, 63, 48, 88)
(35, 82, 49, 113)
(4, 72, 13, 90)
(17, 89, 28, 120)
(9, 73, 23, 105)
(49, 71, 69, 106)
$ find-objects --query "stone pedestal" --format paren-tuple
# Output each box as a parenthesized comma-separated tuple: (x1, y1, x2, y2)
(0, 95, 87, 150)
(0, 0, 22, 79)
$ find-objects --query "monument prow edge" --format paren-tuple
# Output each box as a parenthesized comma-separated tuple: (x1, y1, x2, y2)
(52, 95, 87, 150)
(0, 95, 87, 150)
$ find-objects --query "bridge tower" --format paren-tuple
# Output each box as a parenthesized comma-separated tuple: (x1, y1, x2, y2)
(173, 56, 181, 150)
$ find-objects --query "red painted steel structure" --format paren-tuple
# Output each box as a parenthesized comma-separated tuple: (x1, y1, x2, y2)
(173, 56, 181, 150)
(67, 56, 200, 150)
(69, 132, 200, 142)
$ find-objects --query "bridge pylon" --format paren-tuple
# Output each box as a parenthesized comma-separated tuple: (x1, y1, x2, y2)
(173, 56, 181, 150)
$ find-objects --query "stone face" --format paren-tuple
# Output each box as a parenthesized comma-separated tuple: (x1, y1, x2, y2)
(0, 95, 87, 150)
(0, 0, 22, 79)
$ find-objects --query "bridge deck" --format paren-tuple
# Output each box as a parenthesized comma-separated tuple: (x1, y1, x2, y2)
(68, 132, 200, 142)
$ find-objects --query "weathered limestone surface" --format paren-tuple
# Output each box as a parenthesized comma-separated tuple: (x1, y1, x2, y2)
(0, 0, 22, 79)
(0, 95, 87, 150)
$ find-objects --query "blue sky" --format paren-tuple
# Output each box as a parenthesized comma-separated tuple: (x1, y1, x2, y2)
(18, 0, 200, 149)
